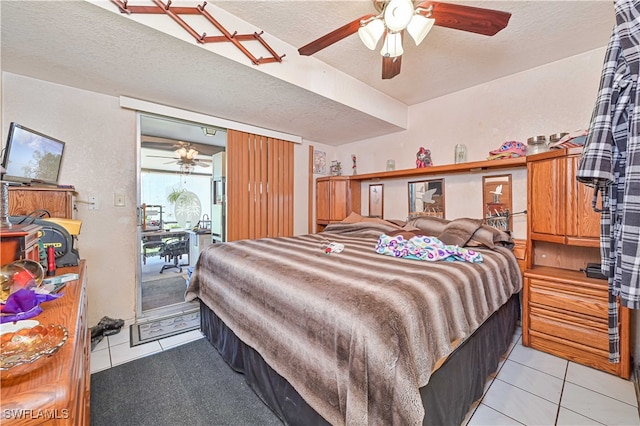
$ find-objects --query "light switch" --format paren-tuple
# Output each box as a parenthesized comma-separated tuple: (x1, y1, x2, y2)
(114, 193, 125, 207)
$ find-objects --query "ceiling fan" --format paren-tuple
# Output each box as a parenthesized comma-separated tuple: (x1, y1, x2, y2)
(146, 142, 212, 172)
(298, 0, 511, 79)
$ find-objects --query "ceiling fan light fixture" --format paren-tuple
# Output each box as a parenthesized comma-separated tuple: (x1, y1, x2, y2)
(186, 148, 198, 159)
(380, 31, 403, 58)
(358, 18, 385, 50)
(176, 147, 187, 158)
(407, 14, 435, 46)
(383, 0, 415, 32)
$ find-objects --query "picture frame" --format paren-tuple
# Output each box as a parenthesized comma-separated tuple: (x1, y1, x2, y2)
(313, 150, 327, 174)
(408, 179, 445, 219)
(482, 174, 513, 232)
(368, 184, 384, 218)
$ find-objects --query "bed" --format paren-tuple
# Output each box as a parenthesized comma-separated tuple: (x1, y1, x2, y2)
(185, 216, 522, 425)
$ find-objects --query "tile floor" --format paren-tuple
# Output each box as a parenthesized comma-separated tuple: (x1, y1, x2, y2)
(91, 325, 640, 425)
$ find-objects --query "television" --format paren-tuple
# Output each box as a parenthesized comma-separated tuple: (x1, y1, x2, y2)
(1, 122, 65, 186)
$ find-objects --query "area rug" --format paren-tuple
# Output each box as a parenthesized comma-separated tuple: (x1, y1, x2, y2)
(130, 311, 200, 346)
(141, 275, 187, 311)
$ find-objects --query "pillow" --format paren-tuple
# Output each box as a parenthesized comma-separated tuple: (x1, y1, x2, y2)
(438, 218, 483, 247)
(404, 216, 449, 236)
(467, 225, 514, 249)
(341, 212, 365, 223)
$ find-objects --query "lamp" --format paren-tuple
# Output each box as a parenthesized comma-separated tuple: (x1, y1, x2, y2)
(358, 18, 385, 50)
(185, 148, 198, 160)
(358, 1, 435, 57)
(407, 14, 435, 46)
(384, 0, 414, 32)
(381, 32, 403, 58)
(202, 127, 217, 137)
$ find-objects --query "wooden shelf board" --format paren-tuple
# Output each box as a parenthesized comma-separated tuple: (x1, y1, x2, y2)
(351, 157, 526, 181)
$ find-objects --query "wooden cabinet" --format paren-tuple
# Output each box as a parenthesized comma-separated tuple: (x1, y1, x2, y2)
(1, 261, 90, 425)
(0, 224, 41, 265)
(8, 187, 76, 219)
(316, 176, 361, 232)
(523, 148, 630, 379)
(528, 149, 600, 246)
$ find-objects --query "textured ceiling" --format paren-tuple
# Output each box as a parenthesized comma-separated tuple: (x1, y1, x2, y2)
(1, 1, 616, 145)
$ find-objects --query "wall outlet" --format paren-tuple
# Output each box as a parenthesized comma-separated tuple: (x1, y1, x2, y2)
(114, 193, 125, 207)
(88, 196, 98, 210)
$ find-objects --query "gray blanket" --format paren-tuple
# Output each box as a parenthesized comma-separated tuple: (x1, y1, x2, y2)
(186, 221, 522, 425)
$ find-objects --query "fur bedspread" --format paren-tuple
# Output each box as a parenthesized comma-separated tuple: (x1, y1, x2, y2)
(186, 221, 522, 425)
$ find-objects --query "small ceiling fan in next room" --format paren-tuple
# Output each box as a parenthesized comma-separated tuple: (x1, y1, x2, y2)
(298, 0, 511, 79)
(146, 141, 212, 174)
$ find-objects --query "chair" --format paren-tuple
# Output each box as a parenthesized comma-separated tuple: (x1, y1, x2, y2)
(158, 237, 189, 273)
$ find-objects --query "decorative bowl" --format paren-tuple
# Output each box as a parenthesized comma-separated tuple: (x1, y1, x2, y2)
(0, 260, 44, 303)
(0, 324, 68, 380)
(11, 259, 45, 286)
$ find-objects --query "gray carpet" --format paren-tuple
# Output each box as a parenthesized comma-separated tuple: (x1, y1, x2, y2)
(141, 275, 187, 311)
(90, 339, 282, 426)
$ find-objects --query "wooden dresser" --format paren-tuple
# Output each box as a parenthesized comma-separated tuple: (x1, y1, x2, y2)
(1, 261, 90, 425)
(522, 148, 630, 378)
(316, 176, 361, 232)
(8, 187, 76, 219)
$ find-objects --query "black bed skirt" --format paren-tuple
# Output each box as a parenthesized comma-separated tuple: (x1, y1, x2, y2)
(199, 294, 520, 425)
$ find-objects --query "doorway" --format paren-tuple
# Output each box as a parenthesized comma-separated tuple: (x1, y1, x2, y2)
(138, 113, 226, 320)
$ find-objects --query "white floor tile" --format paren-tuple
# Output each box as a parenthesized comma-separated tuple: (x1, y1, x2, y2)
(467, 403, 524, 425)
(497, 359, 564, 404)
(565, 362, 637, 407)
(507, 343, 568, 379)
(556, 407, 604, 425)
(90, 348, 111, 374)
(561, 382, 640, 426)
(158, 329, 204, 350)
(92, 335, 109, 352)
(109, 340, 162, 366)
(461, 399, 481, 425)
(482, 379, 558, 425)
(106, 326, 131, 347)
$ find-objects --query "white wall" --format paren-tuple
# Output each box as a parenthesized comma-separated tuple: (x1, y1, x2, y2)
(337, 47, 607, 241)
(2, 72, 138, 326)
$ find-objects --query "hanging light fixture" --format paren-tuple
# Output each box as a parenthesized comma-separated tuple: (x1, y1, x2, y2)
(357, 0, 435, 57)
(381, 32, 404, 58)
(358, 18, 385, 50)
(407, 13, 435, 45)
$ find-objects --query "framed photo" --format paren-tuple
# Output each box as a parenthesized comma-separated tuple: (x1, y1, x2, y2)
(408, 179, 445, 219)
(482, 174, 512, 232)
(368, 184, 384, 218)
(313, 150, 327, 174)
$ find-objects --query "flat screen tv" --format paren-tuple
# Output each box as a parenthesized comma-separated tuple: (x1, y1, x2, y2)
(1, 122, 65, 185)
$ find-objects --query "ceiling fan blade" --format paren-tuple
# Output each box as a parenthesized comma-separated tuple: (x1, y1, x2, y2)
(299, 14, 376, 56)
(382, 56, 402, 80)
(146, 155, 178, 159)
(417, 1, 511, 36)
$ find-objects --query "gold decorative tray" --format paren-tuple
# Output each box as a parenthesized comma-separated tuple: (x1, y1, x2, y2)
(0, 324, 68, 379)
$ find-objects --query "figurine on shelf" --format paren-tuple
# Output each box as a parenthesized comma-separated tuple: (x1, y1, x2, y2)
(416, 147, 433, 168)
(330, 160, 342, 176)
(351, 154, 357, 175)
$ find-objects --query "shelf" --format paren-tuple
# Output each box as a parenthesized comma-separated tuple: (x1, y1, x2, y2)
(350, 156, 526, 181)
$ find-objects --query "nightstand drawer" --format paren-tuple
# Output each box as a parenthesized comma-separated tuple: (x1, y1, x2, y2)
(527, 277, 608, 319)
(529, 305, 608, 351)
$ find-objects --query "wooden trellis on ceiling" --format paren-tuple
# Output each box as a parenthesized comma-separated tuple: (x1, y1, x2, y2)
(110, 0, 286, 65)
